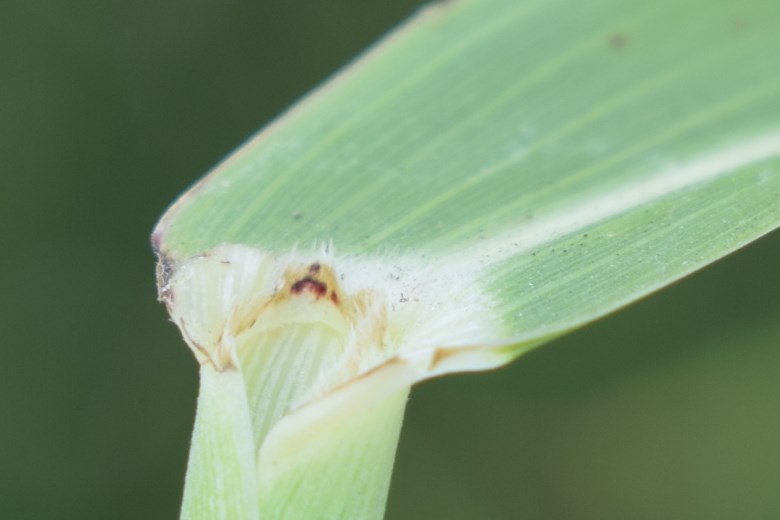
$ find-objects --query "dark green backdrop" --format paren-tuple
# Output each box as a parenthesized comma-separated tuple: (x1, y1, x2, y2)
(1, 2, 778, 519)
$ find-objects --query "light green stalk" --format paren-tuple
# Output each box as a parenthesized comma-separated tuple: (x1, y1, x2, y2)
(180, 365, 258, 520)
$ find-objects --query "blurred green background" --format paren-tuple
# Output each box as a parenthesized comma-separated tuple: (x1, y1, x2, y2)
(1, 1, 778, 519)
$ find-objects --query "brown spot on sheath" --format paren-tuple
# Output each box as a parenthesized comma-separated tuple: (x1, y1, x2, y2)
(275, 261, 346, 311)
(291, 276, 328, 297)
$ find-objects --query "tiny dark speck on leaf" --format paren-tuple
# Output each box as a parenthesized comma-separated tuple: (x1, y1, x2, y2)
(608, 32, 629, 50)
(729, 17, 749, 36)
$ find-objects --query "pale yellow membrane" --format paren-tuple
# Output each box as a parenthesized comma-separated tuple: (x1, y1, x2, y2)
(162, 244, 506, 483)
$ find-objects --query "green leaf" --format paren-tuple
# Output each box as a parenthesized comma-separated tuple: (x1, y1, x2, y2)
(153, 0, 780, 517)
(156, 0, 780, 343)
